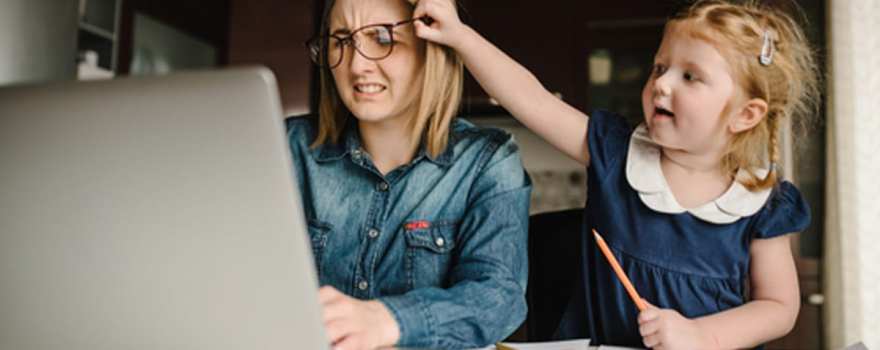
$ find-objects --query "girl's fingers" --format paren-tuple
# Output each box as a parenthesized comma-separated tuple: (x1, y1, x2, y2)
(414, 20, 444, 43)
(415, 0, 455, 25)
(642, 333, 661, 348)
(415, 0, 435, 19)
(413, 20, 435, 40)
(412, 1, 428, 19)
(639, 319, 660, 336)
(638, 308, 659, 324)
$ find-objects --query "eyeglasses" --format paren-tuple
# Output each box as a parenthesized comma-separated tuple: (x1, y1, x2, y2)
(306, 16, 431, 69)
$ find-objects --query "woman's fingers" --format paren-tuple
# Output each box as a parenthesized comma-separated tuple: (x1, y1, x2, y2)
(332, 334, 365, 350)
(318, 286, 344, 305)
(324, 318, 352, 345)
(321, 299, 355, 323)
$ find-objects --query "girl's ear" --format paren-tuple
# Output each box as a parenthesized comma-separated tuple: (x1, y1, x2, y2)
(730, 98, 768, 134)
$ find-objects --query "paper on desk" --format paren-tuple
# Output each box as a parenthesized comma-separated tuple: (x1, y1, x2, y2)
(472, 339, 643, 350)
(474, 339, 591, 350)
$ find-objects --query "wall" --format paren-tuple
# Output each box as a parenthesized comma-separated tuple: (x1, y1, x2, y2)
(472, 118, 586, 214)
(0, 0, 78, 85)
(227, 0, 315, 116)
(825, 0, 880, 348)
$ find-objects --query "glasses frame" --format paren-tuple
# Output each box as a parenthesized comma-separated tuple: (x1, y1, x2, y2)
(306, 16, 430, 69)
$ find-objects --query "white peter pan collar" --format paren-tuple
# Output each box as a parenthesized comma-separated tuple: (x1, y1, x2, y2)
(625, 124, 772, 224)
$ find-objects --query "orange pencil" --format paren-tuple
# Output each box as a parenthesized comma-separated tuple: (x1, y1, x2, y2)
(592, 229, 647, 312)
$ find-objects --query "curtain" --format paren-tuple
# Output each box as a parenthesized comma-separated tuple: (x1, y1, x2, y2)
(825, 1, 880, 348)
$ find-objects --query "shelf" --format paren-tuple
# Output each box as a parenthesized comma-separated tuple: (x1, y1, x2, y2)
(79, 21, 115, 41)
(79, 0, 118, 35)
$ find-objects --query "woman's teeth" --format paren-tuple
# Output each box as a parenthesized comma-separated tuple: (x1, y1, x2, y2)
(355, 84, 385, 93)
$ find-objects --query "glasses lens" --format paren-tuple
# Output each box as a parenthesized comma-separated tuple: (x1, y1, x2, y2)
(325, 36, 344, 67)
(356, 26, 393, 59)
(307, 36, 344, 67)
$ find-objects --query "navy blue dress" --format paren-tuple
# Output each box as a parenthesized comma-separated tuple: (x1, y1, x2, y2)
(556, 110, 811, 348)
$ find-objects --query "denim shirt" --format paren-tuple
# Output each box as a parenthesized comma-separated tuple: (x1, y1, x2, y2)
(286, 116, 531, 348)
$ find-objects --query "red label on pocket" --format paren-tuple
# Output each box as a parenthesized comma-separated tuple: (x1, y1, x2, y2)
(405, 220, 431, 230)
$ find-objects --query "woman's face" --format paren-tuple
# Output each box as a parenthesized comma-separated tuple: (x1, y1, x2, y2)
(328, 0, 425, 126)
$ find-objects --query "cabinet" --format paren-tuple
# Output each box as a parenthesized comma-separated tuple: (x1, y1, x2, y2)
(77, 0, 120, 79)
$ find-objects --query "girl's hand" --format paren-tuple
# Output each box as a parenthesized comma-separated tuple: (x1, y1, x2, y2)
(638, 301, 718, 350)
(412, 0, 469, 49)
(318, 286, 400, 350)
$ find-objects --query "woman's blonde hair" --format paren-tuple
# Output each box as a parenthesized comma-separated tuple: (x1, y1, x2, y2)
(312, 0, 464, 158)
(668, 0, 821, 191)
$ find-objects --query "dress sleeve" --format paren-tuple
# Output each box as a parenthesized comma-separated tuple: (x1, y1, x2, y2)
(751, 181, 811, 239)
(587, 110, 633, 176)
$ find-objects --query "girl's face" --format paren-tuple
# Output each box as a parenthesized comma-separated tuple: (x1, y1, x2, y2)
(328, 0, 425, 126)
(641, 27, 740, 156)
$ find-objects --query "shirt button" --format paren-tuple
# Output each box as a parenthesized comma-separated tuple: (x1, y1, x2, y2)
(368, 228, 380, 239)
(351, 149, 363, 159)
(435, 237, 445, 247)
(357, 280, 369, 290)
(377, 182, 389, 191)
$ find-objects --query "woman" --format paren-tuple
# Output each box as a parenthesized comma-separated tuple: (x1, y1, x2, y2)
(286, 0, 532, 349)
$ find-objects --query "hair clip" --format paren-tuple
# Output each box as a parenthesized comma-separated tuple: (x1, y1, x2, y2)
(759, 31, 774, 66)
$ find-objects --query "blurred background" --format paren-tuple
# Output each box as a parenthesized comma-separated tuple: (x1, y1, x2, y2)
(1, 1, 877, 348)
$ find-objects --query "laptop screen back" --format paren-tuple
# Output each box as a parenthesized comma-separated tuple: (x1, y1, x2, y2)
(0, 68, 327, 350)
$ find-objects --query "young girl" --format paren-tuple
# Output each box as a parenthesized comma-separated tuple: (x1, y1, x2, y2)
(412, 0, 820, 348)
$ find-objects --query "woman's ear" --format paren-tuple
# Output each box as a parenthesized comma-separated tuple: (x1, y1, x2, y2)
(730, 98, 768, 134)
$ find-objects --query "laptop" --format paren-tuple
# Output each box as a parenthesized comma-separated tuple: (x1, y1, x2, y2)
(0, 67, 329, 350)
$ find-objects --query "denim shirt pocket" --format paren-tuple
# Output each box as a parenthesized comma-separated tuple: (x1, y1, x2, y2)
(402, 220, 458, 290)
(307, 218, 331, 278)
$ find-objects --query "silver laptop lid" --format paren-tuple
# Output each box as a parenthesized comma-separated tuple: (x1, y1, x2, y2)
(0, 67, 328, 350)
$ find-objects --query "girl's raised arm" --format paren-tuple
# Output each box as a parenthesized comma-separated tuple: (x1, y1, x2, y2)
(414, 0, 590, 165)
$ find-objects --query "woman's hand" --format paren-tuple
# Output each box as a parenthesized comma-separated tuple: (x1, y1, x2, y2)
(638, 301, 719, 350)
(412, 0, 469, 49)
(319, 286, 400, 350)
